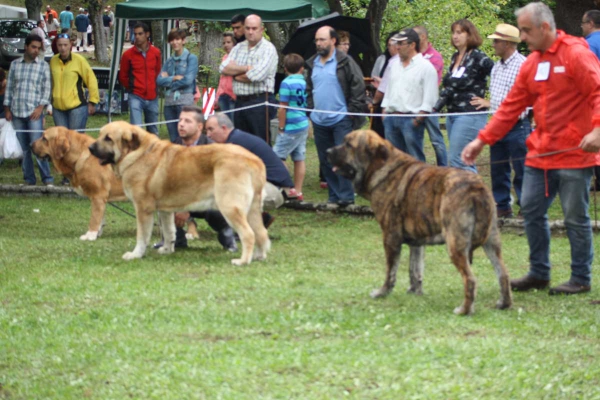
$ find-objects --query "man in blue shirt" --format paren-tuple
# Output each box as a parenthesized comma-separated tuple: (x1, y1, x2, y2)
(59, 5, 74, 33)
(582, 10, 600, 190)
(304, 26, 367, 206)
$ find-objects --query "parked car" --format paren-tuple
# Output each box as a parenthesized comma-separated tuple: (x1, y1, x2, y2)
(0, 19, 53, 68)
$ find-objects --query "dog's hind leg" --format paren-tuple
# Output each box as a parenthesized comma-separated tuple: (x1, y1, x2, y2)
(407, 245, 424, 295)
(123, 207, 154, 260)
(157, 211, 175, 255)
(248, 194, 270, 262)
(482, 225, 512, 310)
(371, 232, 402, 298)
(447, 238, 477, 315)
(217, 189, 255, 266)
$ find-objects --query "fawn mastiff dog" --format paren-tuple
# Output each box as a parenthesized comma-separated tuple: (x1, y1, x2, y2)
(89, 121, 270, 265)
(31, 126, 127, 240)
(327, 130, 512, 315)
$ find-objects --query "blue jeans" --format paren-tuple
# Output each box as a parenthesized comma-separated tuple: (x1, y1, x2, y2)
(218, 94, 236, 122)
(521, 167, 594, 286)
(12, 117, 53, 185)
(128, 94, 158, 135)
(383, 114, 426, 162)
(52, 104, 88, 131)
(446, 113, 488, 173)
(490, 119, 531, 211)
(164, 104, 183, 143)
(424, 116, 448, 166)
(313, 116, 354, 203)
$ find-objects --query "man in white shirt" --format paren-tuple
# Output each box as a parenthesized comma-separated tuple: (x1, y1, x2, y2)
(381, 29, 439, 161)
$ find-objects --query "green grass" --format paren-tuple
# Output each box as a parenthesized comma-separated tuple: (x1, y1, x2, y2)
(2, 110, 600, 398)
(0, 194, 599, 399)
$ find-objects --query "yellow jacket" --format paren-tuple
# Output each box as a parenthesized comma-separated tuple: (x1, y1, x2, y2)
(50, 53, 99, 111)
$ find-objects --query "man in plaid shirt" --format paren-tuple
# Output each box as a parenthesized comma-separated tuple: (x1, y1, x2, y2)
(3, 34, 53, 186)
(470, 24, 529, 218)
(219, 14, 277, 143)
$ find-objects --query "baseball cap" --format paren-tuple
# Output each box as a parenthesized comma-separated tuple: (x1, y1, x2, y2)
(390, 28, 419, 44)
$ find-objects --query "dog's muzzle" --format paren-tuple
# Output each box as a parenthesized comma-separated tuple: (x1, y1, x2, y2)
(89, 144, 115, 165)
(327, 146, 356, 180)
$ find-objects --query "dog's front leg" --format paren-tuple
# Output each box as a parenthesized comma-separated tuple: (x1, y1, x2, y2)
(371, 234, 402, 298)
(407, 245, 424, 295)
(157, 211, 175, 255)
(81, 197, 107, 241)
(123, 208, 154, 260)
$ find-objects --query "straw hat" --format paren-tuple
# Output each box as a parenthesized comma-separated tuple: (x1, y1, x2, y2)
(487, 23, 521, 43)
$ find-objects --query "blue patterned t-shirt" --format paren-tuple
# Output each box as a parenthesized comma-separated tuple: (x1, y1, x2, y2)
(279, 74, 309, 134)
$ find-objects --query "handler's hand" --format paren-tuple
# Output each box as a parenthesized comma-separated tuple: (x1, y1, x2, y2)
(175, 212, 190, 228)
(470, 96, 490, 110)
(88, 103, 96, 116)
(580, 127, 600, 153)
(461, 138, 486, 166)
(30, 105, 44, 121)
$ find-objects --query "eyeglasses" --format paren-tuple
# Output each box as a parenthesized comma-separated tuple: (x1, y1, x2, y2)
(57, 33, 70, 39)
(581, 20, 591, 26)
(339, 42, 350, 48)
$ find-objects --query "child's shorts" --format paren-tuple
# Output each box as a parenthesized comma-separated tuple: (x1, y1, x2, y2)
(273, 128, 309, 162)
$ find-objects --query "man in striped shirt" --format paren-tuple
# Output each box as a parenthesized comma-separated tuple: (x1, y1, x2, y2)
(3, 34, 53, 186)
(219, 14, 277, 143)
(470, 24, 529, 218)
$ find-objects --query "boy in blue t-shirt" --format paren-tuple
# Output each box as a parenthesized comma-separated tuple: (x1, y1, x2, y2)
(274, 53, 309, 201)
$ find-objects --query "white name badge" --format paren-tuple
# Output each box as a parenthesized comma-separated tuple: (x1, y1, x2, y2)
(452, 66, 466, 78)
(554, 66, 566, 73)
(534, 61, 550, 81)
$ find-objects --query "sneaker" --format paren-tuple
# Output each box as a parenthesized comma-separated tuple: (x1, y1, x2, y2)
(549, 281, 591, 295)
(337, 200, 354, 207)
(510, 274, 550, 291)
(320, 181, 328, 189)
(61, 177, 70, 186)
(287, 188, 303, 201)
(218, 227, 238, 252)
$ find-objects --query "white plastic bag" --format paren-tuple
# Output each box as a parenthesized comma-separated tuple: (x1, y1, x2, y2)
(0, 121, 23, 159)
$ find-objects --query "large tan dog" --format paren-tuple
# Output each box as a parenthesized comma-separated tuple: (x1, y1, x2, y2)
(327, 130, 512, 315)
(31, 127, 127, 240)
(89, 121, 270, 265)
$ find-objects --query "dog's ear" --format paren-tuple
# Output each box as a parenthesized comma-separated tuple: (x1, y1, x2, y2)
(121, 130, 140, 151)
(54, 135, 70, 160)
(375, 144, 389, 161)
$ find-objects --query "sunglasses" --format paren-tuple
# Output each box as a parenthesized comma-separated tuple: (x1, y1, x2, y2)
(57, 33, 70, 39)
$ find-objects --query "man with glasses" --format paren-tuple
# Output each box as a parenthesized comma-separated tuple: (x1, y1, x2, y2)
(380, 29, 438, 162)
(304, 26, 366, 206)
(119, 22, 161, 135)
(3, 34, 54, 186)
(582, 10, 600, 59)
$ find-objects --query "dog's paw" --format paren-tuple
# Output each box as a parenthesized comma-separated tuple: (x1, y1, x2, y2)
(80, 231, 99, 241)
(496, 299, 512, 310)
(185, 233, 198, 240)
(406, 286, 423, 295)
(231, 258, 249, 266)
(453, 304, 474, 316)
(157, 246, 174, 255)
(122, 251, 142, 260)
(370, 287, 389, 299)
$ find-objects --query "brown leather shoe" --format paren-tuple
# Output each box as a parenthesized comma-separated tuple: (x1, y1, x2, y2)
(510, 275, 550, 291)
(549, 281, 591, 295)
(497, 209, 514, 219)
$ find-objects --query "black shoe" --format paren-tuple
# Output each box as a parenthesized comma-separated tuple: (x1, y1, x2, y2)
(497, 209, 514, 218)
(549, 281, 591, 295)
(510, 274, 550, 291)
(337, 200, 354, 207)
(61, 177, 70, 186)
(175, 227, 188, 249)
(218, 227, 237, 252)
(262, 212, 275, 229)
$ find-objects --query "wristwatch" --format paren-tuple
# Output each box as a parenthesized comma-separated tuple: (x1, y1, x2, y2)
(278, 126, 285, 132)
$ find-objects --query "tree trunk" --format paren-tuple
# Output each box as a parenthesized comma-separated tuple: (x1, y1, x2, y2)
(151, 21, 164, 51)
(87, 0, 109, 64)
(555, 0, 597, 36)
(196, 22, 225, 88)
(265, 22, 298, 71)
(365, 0, 390, 72)
(326, 0, 343, 15)
(25, 0, 42, 20)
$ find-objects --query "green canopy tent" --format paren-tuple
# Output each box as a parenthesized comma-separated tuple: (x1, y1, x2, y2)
(108, 0, 329, 121)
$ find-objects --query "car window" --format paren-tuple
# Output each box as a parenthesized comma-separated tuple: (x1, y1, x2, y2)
(0, 21, 36, 39)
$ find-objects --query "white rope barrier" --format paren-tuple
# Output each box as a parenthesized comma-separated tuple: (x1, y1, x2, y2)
(9, 101, 531, 133)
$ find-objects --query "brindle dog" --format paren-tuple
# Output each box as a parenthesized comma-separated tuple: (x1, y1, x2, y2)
(327, 130, 512, 315)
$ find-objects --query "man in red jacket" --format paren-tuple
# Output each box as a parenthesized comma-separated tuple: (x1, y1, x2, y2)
(119, 22, 161, 134)
(462, 2, 600, 295)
